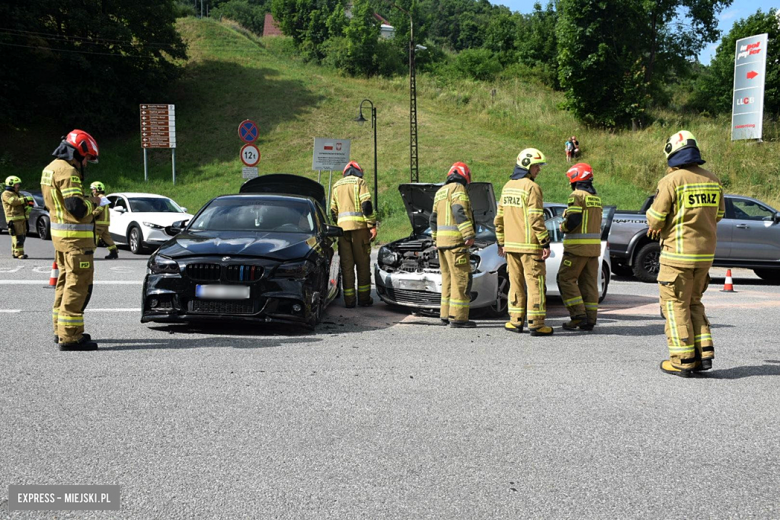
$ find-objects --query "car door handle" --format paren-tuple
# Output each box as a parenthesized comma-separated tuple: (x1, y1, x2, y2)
(735, 224, 749, 229)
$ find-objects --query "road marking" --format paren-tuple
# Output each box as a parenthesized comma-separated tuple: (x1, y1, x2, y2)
(0, 280, 142, 285)
(0, 266, 23, 273)
(0, 309, 22, 313)
(88, 308, 141, 312)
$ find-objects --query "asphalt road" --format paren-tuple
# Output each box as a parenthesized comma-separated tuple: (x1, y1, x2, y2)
(1, 234, 779, 519)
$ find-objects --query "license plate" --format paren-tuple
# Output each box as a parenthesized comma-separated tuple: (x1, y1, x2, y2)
(195, 285, 250, 299)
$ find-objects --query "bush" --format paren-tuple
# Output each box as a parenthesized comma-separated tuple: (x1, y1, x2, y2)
(454, 49, 502, 81)
(211, 0, 268, 35)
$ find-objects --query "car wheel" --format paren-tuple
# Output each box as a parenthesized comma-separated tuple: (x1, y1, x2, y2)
(37, 216, 51, 240)
(611, 260, 632, 277)
(753, 269, 780, 283)
(308, 292, 323, 329)
(633, 242, 660, 283)
(599, 261, 610, 303)
(487, 267, 509, 318)
(128, 225, 146, 255)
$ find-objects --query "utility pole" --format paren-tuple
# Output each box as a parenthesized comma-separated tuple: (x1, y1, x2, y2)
(391, 2, 419, 183)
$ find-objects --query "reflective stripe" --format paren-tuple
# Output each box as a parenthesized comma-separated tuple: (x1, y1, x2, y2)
(449, 299, 470, 307)
(358, 285, 371, 292)
(584, 302, 598, 310)
(338, 211, 363, 217)
(563, 296, 583, 307)
(527, 310, 546, 316)
(660, 251, 714, 262)
(508, 306, 525, 312)
(8, 215, 26, 221)
(565, 207, 583, 214)
(51, 222, 94, 231)
(503, 242, 541, 249)
(563, 239, 601, 245)
(438, 225, 458, 231)
(51, 229, 94, 238)
(647, 208, 667, 221)
(435, 230, 463, 237)
(564, 233, 600, 239)
(343, 289, 355, 295)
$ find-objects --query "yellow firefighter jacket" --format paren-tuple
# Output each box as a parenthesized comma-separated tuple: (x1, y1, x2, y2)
(330, 176, 376, 231)
(2, 189, 27, 222)
(561, 189, 602, 257)
(40, 159, 96, 252)
(494, 178, 550, 254)
(646, 165, 725, 268)
(430, 182, 475, 249)
(92, 196, 111, 228)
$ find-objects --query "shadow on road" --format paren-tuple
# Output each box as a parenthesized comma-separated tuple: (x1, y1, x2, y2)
(704, 363, 780, 379)
(96, 333, 322, 351)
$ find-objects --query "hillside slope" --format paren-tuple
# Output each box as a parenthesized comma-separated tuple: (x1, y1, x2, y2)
(3, 17, 778, 242)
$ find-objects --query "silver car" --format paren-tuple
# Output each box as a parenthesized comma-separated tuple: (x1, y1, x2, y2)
(374, 183, 614, 316)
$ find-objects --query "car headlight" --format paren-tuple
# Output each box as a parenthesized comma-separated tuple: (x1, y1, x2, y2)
(274, 260, 313, 279)
(470, 255, 481, 273)
(142, 222, 164, 229)
(148, 255, 180, 275)
(378, 246, 400, 267)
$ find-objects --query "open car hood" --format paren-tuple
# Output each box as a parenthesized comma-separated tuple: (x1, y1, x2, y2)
(398, 182, 496, 235)
(240, 174, 326, 210)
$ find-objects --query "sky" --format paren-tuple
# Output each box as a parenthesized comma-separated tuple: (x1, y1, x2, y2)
(493, 0, 778, 64)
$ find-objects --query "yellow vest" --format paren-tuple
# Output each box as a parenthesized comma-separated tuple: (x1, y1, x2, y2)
(40, 159, 96, 252)
(2, 189, 26, 222)
(646, 165, 725, 267)
(562, 189, 602, 257)
(430, 182, 475, 249)
(494, 178, 549, 254)
(92, 196, 111, 227)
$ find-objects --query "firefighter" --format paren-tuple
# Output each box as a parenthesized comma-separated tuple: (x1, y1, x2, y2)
(330, 161, 376, 308)
(495, 148, 553, 336)
(647, 130, 725, 377)
(430, 162, 476, 328)
(2, 176, 34, 259)
(90, 181, 118, 259)
(556, 163, 603, 331)
(41, 130, 102, 351)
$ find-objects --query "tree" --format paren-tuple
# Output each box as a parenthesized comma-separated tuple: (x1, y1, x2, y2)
(211, 0, 271, 35)
(689, 9, 780, 116)
(516, 2, 559, 87)
(0, 0, 187, 133)
(270, 0, 343, 60)
(557, 0, 732, 127)
(483, 11, 519, 65)
(343, 0, 381, 75)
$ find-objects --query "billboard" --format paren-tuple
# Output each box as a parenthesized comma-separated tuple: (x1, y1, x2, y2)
(731, 33, 768, 141)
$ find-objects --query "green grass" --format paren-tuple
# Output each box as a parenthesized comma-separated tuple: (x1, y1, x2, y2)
(3, 17, 779, 243)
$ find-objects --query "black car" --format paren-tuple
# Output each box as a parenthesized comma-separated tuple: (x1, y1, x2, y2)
(141, 174, 343, 329)
(0, 190, 51, 239)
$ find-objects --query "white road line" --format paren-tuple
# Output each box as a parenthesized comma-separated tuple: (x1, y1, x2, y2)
(88, 308, 142, 312)
(0, 280, 142, 285)
(0, 309, 22, 313)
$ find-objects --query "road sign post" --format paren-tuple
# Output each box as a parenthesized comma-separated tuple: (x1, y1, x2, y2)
(140, 104, 177, 184)
(731, 34, 768, 141)
(238, 120, 260, 181)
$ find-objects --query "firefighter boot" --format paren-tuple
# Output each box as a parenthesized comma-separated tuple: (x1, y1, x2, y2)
(504, 321, 524, 334)
(55, 333, 91, 345)
(105, 249, 119, 260)
(660, 360, 692, 378)
(562, 315, 593, 331)
(530, 325, 554, 336)
(450, 320, 476, 328)
(59, 335, 98, 351)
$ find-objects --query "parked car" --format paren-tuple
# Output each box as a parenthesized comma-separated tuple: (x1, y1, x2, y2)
(0, 190, 51, 239)
(141, 174, 343, 329)
(373, 183, 614, 317)
(105, 193, 194, 254)
(609, 194, 780, 282)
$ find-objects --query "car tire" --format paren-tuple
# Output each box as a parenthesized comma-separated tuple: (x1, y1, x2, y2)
(487, 267, 509, 318)
(753, 269, 780, 283)
(599, 261, 610, 303)
(308, 292, 323, 329)
(128, 225, 146, 255)
(633, 242, 660, 283)
(36, 216, 51, 240)
(611, 260, 632, 277)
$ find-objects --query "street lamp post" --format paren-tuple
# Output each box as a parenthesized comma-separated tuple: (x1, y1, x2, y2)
(355, 99, 378, 212)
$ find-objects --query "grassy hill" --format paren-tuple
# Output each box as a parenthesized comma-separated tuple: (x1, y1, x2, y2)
(3, 17, 779, 243)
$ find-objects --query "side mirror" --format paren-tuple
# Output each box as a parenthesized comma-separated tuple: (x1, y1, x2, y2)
(114, 207, 126, 213)
(774, 211, 780, 224)
(181, 207, 187, 213)
(166, 219, 189, 236)
(324, 225, 343, 238)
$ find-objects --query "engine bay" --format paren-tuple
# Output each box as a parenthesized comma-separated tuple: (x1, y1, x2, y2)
(378, 234, 493, 274)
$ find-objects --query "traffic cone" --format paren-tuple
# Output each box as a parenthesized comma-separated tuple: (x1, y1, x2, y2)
(47, 261, 59, 288)
(721, 269, 736, 292)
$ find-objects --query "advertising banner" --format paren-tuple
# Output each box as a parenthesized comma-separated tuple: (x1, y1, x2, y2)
(731, 33, 768, 141)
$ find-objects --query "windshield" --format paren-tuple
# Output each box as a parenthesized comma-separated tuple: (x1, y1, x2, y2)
(128, 197, 183, 213)
(190, 198, 315, 233)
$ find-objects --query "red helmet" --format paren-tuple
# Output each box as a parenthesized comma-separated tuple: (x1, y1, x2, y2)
(343, 160, 363, 176)
(566, 162, 593, 183)
(447, 162, 471, 183)
(66, 129, 99, 163)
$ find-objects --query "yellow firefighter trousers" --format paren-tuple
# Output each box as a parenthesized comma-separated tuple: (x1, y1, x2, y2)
(95, 225, 117, 251)
(439, 247, 472, 322)
(9, 220, 27, 257)
(557, 253, 599, 323)
(657, 263, 714, 370)
(339, 228, 372, 306)
(52, 249, 94, 343)
(506, 252, 547, 328)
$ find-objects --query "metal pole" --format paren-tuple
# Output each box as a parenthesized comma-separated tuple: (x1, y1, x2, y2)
(327, 170, 333, 220)
(372, 106, 378, 214)
(409, 14, 419, 183)
(318, 170, 322, 185)
(172, 148, 176, 185)
(143, 148, 148, 182)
